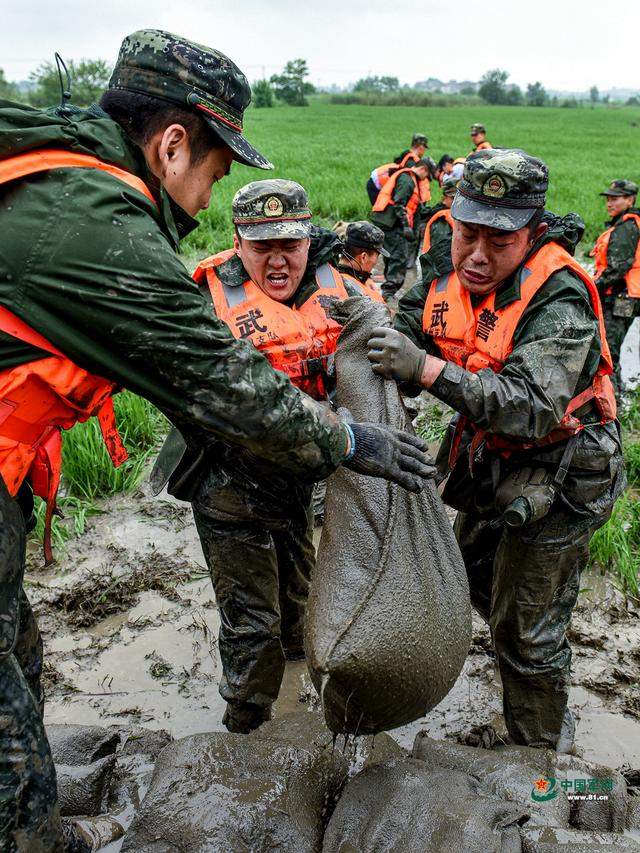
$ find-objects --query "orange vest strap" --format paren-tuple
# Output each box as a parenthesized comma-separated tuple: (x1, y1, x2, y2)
(0, 149, 157, 208)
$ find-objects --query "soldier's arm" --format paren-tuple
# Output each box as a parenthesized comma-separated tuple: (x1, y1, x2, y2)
(429, 218, 453, 258)
(426, 270, 601, 441)
(11, 172, 350, 480)
(596, 218, 640, 293)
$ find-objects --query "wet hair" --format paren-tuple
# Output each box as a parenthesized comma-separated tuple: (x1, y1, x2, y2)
(438, 154, 454, 170)
(100, 90, 226, 165)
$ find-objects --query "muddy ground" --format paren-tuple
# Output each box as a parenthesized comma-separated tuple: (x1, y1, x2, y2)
(23, 468, 640, 846)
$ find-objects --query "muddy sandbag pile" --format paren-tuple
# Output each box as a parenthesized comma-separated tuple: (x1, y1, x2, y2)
(325, 734, 640, 852)
(306, 297, 471, 734)
(123, 712, 400, 852)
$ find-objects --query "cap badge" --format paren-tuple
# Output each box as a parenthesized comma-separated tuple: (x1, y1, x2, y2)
(483, 175, 506, 199)
(263, 196, 284, 217)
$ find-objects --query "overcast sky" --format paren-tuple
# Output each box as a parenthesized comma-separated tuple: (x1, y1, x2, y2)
(3, 0, 639, 92)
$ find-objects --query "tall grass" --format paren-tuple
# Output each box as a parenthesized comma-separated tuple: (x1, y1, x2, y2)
(589, 493, 640, 600)
(32, 391, 167, 550)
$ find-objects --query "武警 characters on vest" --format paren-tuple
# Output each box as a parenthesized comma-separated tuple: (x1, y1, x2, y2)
(151, 179, 416, 737)
(369, 159, 432, 303)
(470, 122, 492, 153)
(367, 148, 625, 755)
(337, 221, 387, 303)
(0, 33, 435, 852)
(590, 178, 640, 394)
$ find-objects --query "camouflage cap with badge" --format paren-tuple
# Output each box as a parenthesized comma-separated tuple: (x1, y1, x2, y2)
(345, 221, 390, 257)
(471, 123, 486, 134)
(412, 134, 428, 147)
(109, 29, 273, 169)
(233, 179, 312, 240)
(600, 179, 639, 197)
(451, 148, 548, 231)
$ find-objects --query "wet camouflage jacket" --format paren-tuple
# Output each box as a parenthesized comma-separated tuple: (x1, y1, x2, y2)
(595, 208, 640, 296)
(395, 214, 625, 520)
(0, 101, 348, 480)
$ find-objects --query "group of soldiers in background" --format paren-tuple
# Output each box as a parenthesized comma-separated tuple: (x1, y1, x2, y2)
(367, 127, 640, 398)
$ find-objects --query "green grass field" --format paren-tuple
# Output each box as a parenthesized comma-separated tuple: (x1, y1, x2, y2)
(186, 101, 640, 258)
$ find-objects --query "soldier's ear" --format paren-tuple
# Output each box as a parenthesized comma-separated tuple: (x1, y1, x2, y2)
(532, 222, 548, 244)
(233, 232, 241, 254)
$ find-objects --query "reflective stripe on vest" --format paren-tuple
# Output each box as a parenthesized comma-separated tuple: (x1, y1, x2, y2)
(590, 212, 640, 298)
(0, 149, 152, 560)
(195, 252, 350, 400)
(339, 271, 385, 304)
(422, 242, 616, 460)
(421, 208, 454, 254)
(371, 167, 421, 228)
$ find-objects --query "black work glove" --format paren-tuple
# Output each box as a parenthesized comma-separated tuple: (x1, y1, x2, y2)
(339, 408, 436, 493)
(367, 327, 427, 385)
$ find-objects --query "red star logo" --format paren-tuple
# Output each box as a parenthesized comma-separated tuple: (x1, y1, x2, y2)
(533, 778, 549, 793)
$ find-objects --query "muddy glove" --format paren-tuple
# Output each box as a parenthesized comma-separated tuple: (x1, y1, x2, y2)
(339, 408, 436, 493)
(367, 327, 427, 385)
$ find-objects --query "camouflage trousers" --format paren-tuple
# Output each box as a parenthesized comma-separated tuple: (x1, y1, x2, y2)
(602, 294, 640, 393)
(381, 225, 408, 300)
(454, 503, 607, 750)
(0, 478, 63, 851)
(193, 494, 315, 713)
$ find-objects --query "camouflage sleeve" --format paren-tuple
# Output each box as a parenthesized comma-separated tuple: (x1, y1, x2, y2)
(596, 218, 640, 294)
(428, 270, 602, 440)
(429, 218, 453, 259)
(15, 170, 349, 480)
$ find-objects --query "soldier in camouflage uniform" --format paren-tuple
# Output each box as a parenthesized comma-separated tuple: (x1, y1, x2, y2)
(153, 182, 403, 734)
(0, 31, 432, 851)
(470, 122, 492, 152)
(368, 149, 625, 752)
(393, 132, 429, 166)
(591, 179, 640, 394)
(370, 159, 432, 302)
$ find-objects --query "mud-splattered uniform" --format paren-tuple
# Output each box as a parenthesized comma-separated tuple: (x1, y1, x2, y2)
(371, 171, 419, 300)
(0, 35, 349, 849)
(390, 152, 625, 751)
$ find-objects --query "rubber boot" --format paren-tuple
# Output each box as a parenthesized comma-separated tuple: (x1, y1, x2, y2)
(556, 708, 576, 754)
(222, 701, 272, 734)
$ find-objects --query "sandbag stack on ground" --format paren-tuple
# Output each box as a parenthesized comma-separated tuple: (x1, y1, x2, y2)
(305, 297, 471, 734)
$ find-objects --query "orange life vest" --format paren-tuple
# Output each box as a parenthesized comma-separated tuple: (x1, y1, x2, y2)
(422, 242, 616, 464)
(372, 168, 422, 228)
(421, 207, 454, 254)
(372, 162, 399, 190)
(194, 251, 350, 400)
(339, 271, 385, 304)
(590, 212, 640, 298)
(0, 149, 156, 561)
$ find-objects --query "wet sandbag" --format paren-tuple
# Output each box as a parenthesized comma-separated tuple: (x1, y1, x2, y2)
(47, 723, 120, 765)
(306, 297, 471, 733)
(520, 826, 640, 851)
(122, 712, 349, 852)
(556, 754, 628, 833)
(323, 757, 528, 852)
(56, 754, 116, 817)
(413, 733, 571, 828)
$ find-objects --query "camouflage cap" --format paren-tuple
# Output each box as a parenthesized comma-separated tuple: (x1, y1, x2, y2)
(451, 148, 548, 231)
(600, 179, 639, 197)
(345, 221, 389, 257)
(233, 179, 312, 240)
(470, 123, 486, 134)
(412, 134, 428, 147)
(109, 29, 272, 170)
(441, 178, 460, 198)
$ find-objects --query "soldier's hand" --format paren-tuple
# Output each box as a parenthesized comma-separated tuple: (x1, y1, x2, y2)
(342, 417, 437, 493)
(403, 225, 415, 241)
(367, 327, 427, 385)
